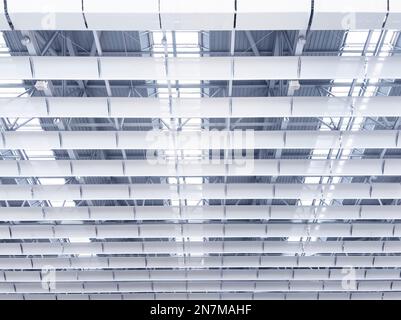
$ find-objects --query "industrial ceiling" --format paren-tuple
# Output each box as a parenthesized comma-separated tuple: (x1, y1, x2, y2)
(0, 0, 401, 300)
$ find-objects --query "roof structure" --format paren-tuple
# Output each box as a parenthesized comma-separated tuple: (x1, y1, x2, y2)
(0, 0, 401, 300)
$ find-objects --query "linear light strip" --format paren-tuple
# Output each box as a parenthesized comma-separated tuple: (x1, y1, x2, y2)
(1, 130, 400, 150)
(0, 223, 400, 239)
(0, 205, 399, 222)
(0, 241, 400, 256)
(1, 56, 401, 81)
(2, 96, 401, 118)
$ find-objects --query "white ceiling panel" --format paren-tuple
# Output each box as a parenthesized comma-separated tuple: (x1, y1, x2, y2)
(311, 0, 388, 30)
(84, 0, 160, 30)
(236, 0, 311, 30)
(7, 0, 86, 30)
(160, 0, 234, 30)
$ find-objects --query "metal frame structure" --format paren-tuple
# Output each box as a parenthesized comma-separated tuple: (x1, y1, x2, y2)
(0, 1, 401, 300)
